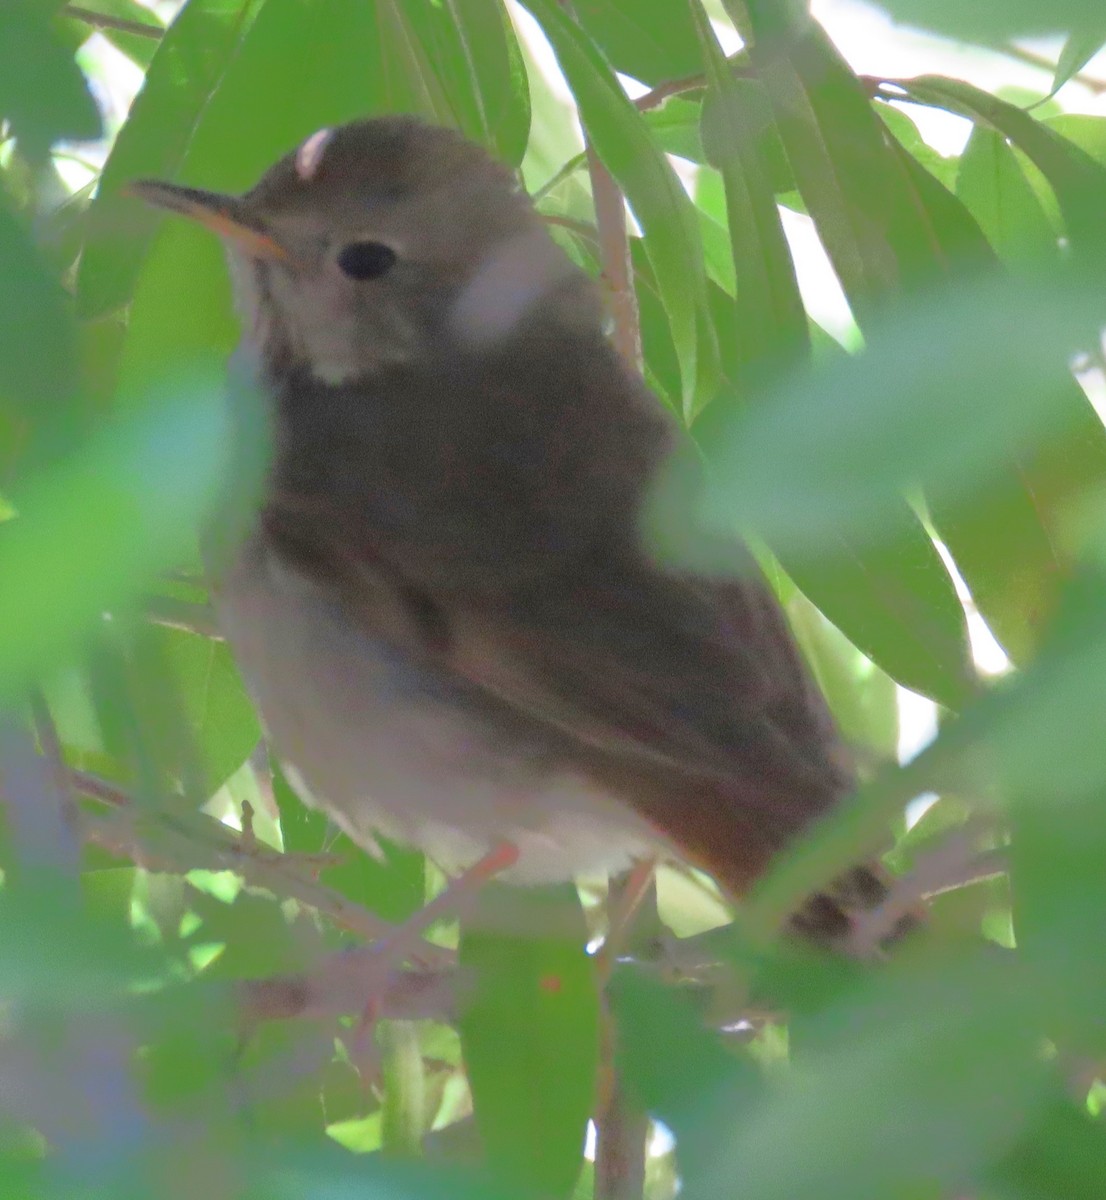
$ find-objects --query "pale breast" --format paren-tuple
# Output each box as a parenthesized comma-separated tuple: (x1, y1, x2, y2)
(215, 532, 662, 883)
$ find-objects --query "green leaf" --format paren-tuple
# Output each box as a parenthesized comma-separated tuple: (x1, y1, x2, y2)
(155, 626, 261, 793)
(0, 369, 263, 699)
(870, 0, 1106, 41)
(1052, 23, 1106, 94)
(681, 274, 1102, 557)
(785, 591, 900, 760)
(689, 0, 809, 380)
(956, 126, 1058, 267)
(459, 884, 599, 1198)
(76, 0, 267, 319)
(519, 0, 719, 416)
(272, 763, 426, 924)
(404, 0, 531, 166)
(0, 6, 100, 151)
(895, 75, 1106, 256)
(0, 197, 78, 416)
(60, 0, 165, 68)
(739, 10, 941, 317)
(775, 510, 974, 711)
(571, 0, 704, 85)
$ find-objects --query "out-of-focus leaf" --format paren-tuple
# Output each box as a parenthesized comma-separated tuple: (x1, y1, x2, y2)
(459, 884, 598, 1198)
(671, 271, 1100, 577)
(60, 0, 165, 68)
(1044, 112, 1106, 163)
(877, 103, 958, 190)
(520, 0, 719, 415)
(609, 970, 760, 1185)
(898, 133, 1106, 662)
(0, 6, 101, 151)
(718, 20, 1106, 667)
(739, 10, 938, 316)
(0, 370, 263, 700)
(0, 198, 78, 427)
(990, 1098, 1106, 1199)
(1052, 23, 1106, 94)
(625, 946, 1047, 1200)
(571, 0, 703, 85)
(869, 0, 1103, 41)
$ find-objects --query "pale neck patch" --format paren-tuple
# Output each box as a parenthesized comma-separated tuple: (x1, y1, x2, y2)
(295, 128, 333, 181)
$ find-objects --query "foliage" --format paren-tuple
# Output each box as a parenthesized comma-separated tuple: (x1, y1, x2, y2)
(4, 1, 1106, 1197)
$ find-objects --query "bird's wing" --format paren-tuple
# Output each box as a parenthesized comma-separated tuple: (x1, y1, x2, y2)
(262, 499, 856, 898)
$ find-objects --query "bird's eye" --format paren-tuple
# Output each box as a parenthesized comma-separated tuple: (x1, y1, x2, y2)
(336, 241, 397, 281)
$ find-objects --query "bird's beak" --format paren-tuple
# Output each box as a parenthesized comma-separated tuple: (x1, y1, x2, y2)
(126, 180, 288, 262)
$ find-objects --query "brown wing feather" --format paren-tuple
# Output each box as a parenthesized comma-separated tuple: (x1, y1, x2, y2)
(266, 503, 873, 915)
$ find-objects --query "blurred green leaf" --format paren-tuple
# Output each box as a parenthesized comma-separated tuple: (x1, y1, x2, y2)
(740, 9, 938, 317)
(1052, 23, 1106, 94)
(871, 0, 1106, 41)
(0, 197, 78, 433)
(520, 0, 720, 415)
(571, 0, 703, 85)
(678, 272, 1099, 568)
(0, 5, 101, 152)
(898, 126, 1106, 662)
(459, 884, 599, 1198)
(0, 370, 261, 699)
(786, 592, 900, 760)
(60, 0, 165, 68)
(990, 1098, 1106, 1200)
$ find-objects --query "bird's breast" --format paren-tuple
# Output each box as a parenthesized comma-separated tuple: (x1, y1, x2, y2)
(215, 530, 662, 882)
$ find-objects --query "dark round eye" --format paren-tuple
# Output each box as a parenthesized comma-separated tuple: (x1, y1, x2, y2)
(335, 240, 397, 281)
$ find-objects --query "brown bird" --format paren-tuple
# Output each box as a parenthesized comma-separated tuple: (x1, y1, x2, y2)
(131, 117, 911, 952)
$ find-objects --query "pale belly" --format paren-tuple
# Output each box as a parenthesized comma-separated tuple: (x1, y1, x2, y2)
(216, 534, 662, 883)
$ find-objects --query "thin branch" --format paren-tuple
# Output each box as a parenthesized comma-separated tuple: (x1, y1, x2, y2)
(144, 594, 223, 639)
(556, 0, 641, 369)
(239, 955, 463, 1023)
(635, 73, 707, 111)
(586, 152, 642, 368)
(843, 835, 1001, 959)
(73, 769, 454, 968)
(29, 687, 81, 837)
(0, 713, 80, 874)
(595, 872, 656, 1200)
(64, 5, 164, 38)
(1000, 42, 1106, 94)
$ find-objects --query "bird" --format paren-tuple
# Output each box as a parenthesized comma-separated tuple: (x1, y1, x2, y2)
(130, 116, 915, 954)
